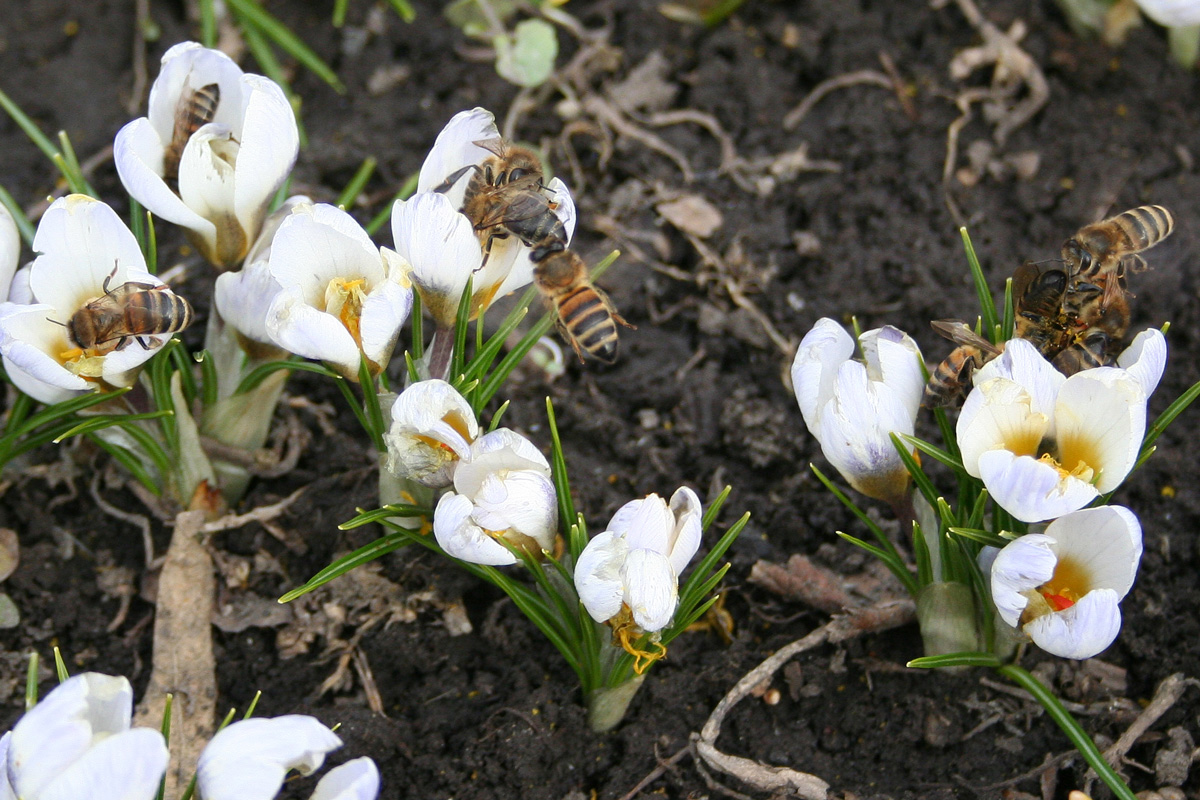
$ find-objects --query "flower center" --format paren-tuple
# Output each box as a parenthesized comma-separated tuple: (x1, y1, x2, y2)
(1037, 452, 1096, 485)
(1053, 431, 1104, 486)
(58, 347, 107, 380)
(1020, 555, 1089, 623)
(324, 277, 368, 346)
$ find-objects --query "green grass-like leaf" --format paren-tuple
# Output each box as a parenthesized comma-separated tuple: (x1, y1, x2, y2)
(233, 358, 308, 395)
(8, 387, 131, 439)
(199, 0, 217, 46)
(24, 652, 38, 710)
(960, 227, 1000, 340)
(891, 432, 939, 512)
(357, 356, 386, 452)
(811, 464, 909, 581)
(996, 664, 1136, 800)
(0, 185, 34, 245)
(545, 398, 581, 558)
(336, 157, 377, 209)
(907, 651, 1000, 669)
(899, 432, 965, 474)
(947, 527, 1009, 548)
(837, 532, 918, 595)
(53, 648, 69, 681)
(280, 531, 410, 602)
(226, 0, 346, 92)
(338, 503, 432, 530)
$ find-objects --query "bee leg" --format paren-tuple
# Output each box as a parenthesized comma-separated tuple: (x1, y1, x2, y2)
(430, 165, 477, 196)
(114, 336, 131, 351)
(595, 285, 636, 330)
(135, 336, 155, 350)
(474, 231, 508, 273)
(103, 261, 120, 294)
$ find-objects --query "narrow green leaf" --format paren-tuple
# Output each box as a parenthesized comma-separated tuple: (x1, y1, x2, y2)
(450, 276, 473, 382)
(196, 350, 220, 408)
(912, 517, 932, 587)
(92, 437, 161, 495)
(947, 527, 1009, 548)
(476, 309, 556, 407)
(336, 157, 377, 209)
(358, 357, 386, 452)
(0, 87, 61, 164)
(144, 211, 158, 274)
(170, 342, 198, 405)
(243, 690, 262, 719)
(1140, 378, 1200, 459)
(3, 391, 34, 437)
(961, 227, 999, 338)
(996, 665, 1136, 800)
(338, 504, 431, 530)
(24, 652, 38, 710)
(365, 172, 419, 235)
(227, 0, 347, 92)
(837, 532, 919, 595)
(332, 0, 350, 26)
(56, 131, 93, 196)
(54, 409, 173, 442)
(545, 398, 580, 557)
(677, 511, 748, 612)
(385, 0, 417, 22)
(700, 485, 731, 531)
(900, 432, 964, 473)
(234, 359, 308, 396)
(811, 464, 901, 564)
(1001, 276, 1015, 341)
(280, 532, 409, 602)
(487, 399, 510, 432)
(53, 647, 69, 681)
(891, 432, 939, 512)
(199, 0, 217, 46)
(907, 651, 1001, 669)
(130, 197, 147, 254)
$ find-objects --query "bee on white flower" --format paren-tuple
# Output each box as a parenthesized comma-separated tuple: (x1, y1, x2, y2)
(114, 42, 299, 270)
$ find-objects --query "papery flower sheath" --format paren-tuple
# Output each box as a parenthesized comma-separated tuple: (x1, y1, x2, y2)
(986, 506, 1142, 659)
(574, 487, 702, 671)
(0, 195, 185, 404)
(433, 428, 558, 565)
(264, 203, 412, 380)
(2, 673, 168, 800)
(114, 42, 299, 269)
(391, 107, 576, 328)
(383, 380, 480, 488)
(791, 318, 924, 504)
(957, 338, 1156, 522)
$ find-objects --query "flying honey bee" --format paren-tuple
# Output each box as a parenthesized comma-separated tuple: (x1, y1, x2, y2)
(1061, 204, 1175, 311)
(162, 83, 221, 183)
(922, 263, 1125, 407)
(67, 275, 194, 352)
(434, 139, 570, 269)
(534, 249, 631, 364)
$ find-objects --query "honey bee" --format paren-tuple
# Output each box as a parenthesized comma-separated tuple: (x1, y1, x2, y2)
(922, 262, 1126, 407)
(534, 250, 631, 364)
(434, 139, 569, 268)
(1062, 204, 1175, 311)
(162, 83, 221, 183)
(68, 275, 194, 352)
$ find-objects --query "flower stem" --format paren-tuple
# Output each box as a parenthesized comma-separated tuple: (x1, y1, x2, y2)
(586, 674, 645, 733)
(427, 325, 455, 381)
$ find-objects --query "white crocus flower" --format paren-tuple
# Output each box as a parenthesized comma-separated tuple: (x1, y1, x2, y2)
(114, 42, 299, 269)
(310, 757, 380, 800)
(958, 338, 1149, 523)
(986, 506, 1142, 659)
(1, 673, 168, 800)
(264, 203, 412, 380)
(791, 318, 924, 505)
(195, 715, 351, 800)
(0, 203, 19, 303)
(391, 107, 576, 328)
(433, 428, 558, 565)
(574, 488, 703, 669)
(383, 379, 480, 488)
(0, 196, 182, 404)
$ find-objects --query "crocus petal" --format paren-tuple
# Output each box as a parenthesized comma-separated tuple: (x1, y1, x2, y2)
(9, 673, 135, 798)
(470, 471, 558, 550)
(622, 549, 678, 632)
(1024, 589, 1122, 659)
(8, 267, 32, 305)
(1043, 506, 1143, 600)
(114, 118, 217, 237)
(454, 428, 551, 498)
(989, 533, 1057, 627)
(101, 335, 169, 388)
(310, 758, 380, 800)
(977, 449, 1098, 523)
(266, 287, 362, 373)
(0, 205, 19, 303)
(358, 277, 413, 368)
(0, 732, 15, 800)
(215, 258, 284, 345)
(957, 377, 1048, 479)
(974, 338, 1064, 432)
(232, 74, 299, 240)
(618, 494, 676, 555)
(416, 107, 500, 203)
(818, 361, 914, 502)
(575, 531, 627, 624)
(196, 716, 342, 800)
(29, 197, 151, 314)
(1054, 369, 1145, 493)
(1117, 328, 1167, 398)
(0, 306, 92, 403)
(666, 486, 703, 576)
(177, 124, 242, 263)
(390, 193, 481, 326)
(268, 204, 386, 296)
(1132, 0, 1200, 26)
(860, 325, 925, 422)
(790, 317, 855, 434)
(433, 492, 517, 566)
(34, 728, 168, 800)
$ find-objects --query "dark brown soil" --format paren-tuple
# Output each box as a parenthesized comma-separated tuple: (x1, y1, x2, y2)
(1, 1, 1199, 798)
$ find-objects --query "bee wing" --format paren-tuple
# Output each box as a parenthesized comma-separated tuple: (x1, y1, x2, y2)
(930, 320, 1003, 356)
(1010, 260, 1041, 304)
(473, 190, 548, 231)
(472, 137, 506, 157)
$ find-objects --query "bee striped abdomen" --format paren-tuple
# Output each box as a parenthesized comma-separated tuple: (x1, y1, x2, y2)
(558, 286, 618, 363)
(163, 83, 221, 182)
(1112, 205, 1174, 252)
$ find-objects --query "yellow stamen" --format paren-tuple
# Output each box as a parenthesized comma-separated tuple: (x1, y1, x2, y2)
(325, 277, 368, 346)
(609, 606, 667, 675)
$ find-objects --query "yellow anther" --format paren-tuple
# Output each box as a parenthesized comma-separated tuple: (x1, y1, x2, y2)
(613, 621, 667, 675)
